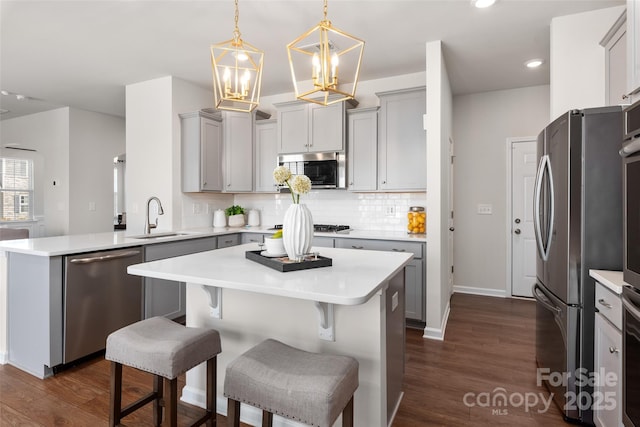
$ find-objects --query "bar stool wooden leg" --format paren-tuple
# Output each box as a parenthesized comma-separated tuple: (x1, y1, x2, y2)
(153, 374, 163, 427)
(206, 358, 217, 426)
(227, 399, 241, 427)
(109, 362, 122, 427)
(165, 378, 178, 427)
(261, 410, 273, 427)
(342, 396, 354, 427)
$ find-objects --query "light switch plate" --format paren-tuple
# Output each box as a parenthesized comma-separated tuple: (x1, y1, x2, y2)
(477, 204, 493, 215)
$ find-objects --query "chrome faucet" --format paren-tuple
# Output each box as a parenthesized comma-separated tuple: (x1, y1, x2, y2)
(144, 196, 164, 234)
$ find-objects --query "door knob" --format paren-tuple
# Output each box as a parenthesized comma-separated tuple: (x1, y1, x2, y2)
(515, 218, 521, 224)
(514, 229, 521, 234)
(449, 227, 455, 231)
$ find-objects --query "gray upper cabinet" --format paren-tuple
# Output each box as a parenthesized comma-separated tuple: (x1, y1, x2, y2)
(347, 107, 378, 191)
(275, 101, 351, 154)
(223, 111, 254, 192)
(255, 119, 279, 192)
(601, 11, 627, 106)
(377, 87, 426, 191)
(180, 111, 223, 192)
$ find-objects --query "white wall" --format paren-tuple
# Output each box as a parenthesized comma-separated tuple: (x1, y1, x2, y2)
(68, 108, 125, 234)
(424, 40, 453, 340)
(1, 107, 125, 236)
(452, 85, 550, 296)
(550, 5, 626, 119)
(1, 108, 70, 236)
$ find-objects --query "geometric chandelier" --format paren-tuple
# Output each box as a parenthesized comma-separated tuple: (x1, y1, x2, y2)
(210, 0, 264, 113)
(286, 0, 364, 106)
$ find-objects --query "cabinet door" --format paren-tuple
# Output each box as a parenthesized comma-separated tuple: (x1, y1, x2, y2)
(378, 87, 426, 191)
(593, 313, 622, 427)
(606, 25, 627, 106)
(309, 103, 344, 152)
(224, 112, 253, 192)
(144, 237, 217, 319)
(312, 236, 334, 248)
(347, 108, 378, 191)
(201, 118, 223, 191)
(255, 120, 279, 192)
(404, 258, 424, 321)
(278, 103, 308, 154)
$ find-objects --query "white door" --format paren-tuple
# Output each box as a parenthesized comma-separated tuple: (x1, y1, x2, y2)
(511, 139, 537, 297)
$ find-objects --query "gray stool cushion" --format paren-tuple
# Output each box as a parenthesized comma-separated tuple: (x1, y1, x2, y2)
(105, 316, 221, 379)
(224, 339, 358, 427)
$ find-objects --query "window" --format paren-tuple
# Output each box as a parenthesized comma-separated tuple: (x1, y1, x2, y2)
(1, 157, 34, 221)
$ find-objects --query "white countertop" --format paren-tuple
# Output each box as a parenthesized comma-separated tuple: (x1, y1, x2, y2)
(589, 269, 626, 295)
(127, 243, 414, 306)
(0, 225, 425, 257)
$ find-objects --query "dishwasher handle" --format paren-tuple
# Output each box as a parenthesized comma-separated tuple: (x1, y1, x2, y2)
(69, 249, 142, 264)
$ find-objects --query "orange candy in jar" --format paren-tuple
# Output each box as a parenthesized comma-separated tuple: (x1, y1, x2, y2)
(407, 206, 426, 234)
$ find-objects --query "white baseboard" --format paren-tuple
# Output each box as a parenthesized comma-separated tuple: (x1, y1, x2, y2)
(422, 301, 450, 341)
(0, 351, 7, 364)
(181, 385, 307, 427)
(453, 285, 507, 298)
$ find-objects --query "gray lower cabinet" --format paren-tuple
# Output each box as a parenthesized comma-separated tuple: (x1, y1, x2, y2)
(335, 237, 425, 321)
(144, 237, 217, 319)
(312, 236, 335, 248)
(241, 233, 270, 244)
(217, 233, 240, 248)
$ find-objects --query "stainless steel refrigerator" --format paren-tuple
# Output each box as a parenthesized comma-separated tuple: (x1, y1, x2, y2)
(533, 106, 623, 424)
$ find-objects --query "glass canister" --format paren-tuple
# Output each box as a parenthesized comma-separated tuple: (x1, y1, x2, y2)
(407, 206, 426, 234)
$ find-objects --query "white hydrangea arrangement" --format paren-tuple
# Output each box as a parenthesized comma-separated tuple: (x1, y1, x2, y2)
(273, 166, 311, 204)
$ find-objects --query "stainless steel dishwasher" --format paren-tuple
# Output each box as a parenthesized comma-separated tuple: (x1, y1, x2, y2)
(63, 247, 143, 363)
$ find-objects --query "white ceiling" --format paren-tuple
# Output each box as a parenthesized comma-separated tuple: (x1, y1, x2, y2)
(0, 0, 624, 120)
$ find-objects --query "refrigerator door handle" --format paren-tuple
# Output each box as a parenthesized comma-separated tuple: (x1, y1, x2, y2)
(534, 155, 546, 260)
(622, 294, 640, 321)
(544, 155, 555, 261)
(532, 283, 561, 316)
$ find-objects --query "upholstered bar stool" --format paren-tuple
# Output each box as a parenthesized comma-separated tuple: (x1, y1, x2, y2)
(224, 339, 359, 427)
(105, 316, 221, 427)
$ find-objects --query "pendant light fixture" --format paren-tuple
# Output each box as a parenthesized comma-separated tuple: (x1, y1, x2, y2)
(210, 0, 263, 112)
(286, 0, 364, 106)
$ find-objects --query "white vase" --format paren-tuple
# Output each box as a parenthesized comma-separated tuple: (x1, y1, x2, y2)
(282, 204, 314, 261)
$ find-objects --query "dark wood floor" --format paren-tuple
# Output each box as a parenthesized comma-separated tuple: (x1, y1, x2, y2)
(0, 294, 570, 426)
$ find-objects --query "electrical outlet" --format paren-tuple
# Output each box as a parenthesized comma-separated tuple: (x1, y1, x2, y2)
(88, 202, 96, 211)
(385, 206, 396, 216)
(193, 203, 202, 214)
(477, 204, 493, 215)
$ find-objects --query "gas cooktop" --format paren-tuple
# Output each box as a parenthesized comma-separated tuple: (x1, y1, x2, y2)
(271, 224, 351, 233)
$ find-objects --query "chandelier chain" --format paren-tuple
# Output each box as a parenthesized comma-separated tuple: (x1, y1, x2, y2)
(323, 0, 328, 20)
(233, 0, 241, 41)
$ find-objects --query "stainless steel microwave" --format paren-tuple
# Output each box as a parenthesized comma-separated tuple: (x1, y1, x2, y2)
(278, 152, 346, 189)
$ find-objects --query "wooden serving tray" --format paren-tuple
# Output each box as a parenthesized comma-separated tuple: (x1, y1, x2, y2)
(245, 250, 332, 272)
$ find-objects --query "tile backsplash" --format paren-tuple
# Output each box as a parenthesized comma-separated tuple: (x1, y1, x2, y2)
(182, 191, 426, 232)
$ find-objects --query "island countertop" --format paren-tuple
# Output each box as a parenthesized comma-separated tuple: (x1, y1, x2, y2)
(127, 243, 413, 306)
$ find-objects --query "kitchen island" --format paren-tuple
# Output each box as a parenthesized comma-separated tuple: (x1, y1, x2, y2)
(127, 243, 413, 427)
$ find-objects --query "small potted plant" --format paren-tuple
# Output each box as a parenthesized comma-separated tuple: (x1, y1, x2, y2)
(225, 205, 246, 227)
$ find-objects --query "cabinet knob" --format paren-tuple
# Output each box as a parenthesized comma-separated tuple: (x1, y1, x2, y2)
(609, 346, 619, 354)
(351, 245, 364, 249)
(382, 181, 386, 184)
(514, 229, 521, 235)
(349, 182, 354, 186)
(622, 94, 629, 100)
(203, 181, 207, 186)
(227, 183, 231, 187)
(392, 248, 406, 252)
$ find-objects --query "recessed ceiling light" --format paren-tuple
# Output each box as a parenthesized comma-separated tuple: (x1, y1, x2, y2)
(0, 109, 9, 114)
(473, 0, 496, 8)
(0, 90, 9, 96)
(525, 59, 544, 68)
